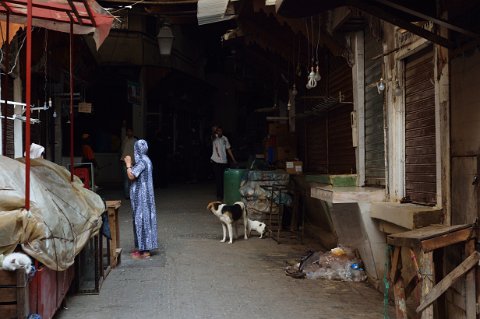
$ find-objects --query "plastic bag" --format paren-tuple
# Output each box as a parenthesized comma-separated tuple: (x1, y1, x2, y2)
(288, 245, 367, 282)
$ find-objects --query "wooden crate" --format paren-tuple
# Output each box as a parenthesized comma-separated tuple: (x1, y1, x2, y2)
(0, 269, 28, 319)
(106, 200, 122, 268)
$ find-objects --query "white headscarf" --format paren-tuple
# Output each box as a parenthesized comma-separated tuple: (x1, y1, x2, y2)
(30, 143, 45, 159)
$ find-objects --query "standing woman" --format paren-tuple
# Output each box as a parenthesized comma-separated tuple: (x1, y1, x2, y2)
(124, 139, 158, 259)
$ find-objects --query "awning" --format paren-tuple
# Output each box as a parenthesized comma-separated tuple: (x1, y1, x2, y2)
(197, 0, 236, 25)
(0, 0, 114, 49)
(0, 0, 114, 212)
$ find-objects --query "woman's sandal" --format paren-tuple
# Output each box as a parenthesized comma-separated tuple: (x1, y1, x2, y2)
(131, 251, 143, 260)
(142, 251, 151, 259)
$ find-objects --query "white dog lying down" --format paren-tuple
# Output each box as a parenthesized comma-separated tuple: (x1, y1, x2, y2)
(247, 219, 267, 238)
(2, 252, 32, 274)
(207, 201, 248, 244)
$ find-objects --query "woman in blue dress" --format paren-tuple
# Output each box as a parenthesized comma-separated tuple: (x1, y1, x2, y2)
(124, 139, 158, 259)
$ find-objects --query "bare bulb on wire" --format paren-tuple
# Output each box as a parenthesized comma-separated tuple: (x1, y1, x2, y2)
(377, 77, 385, 94)
(307, 66, 317, 89)
(314, 65, 321, 82)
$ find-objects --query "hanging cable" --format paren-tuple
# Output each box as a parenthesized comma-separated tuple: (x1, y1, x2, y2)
(306, 17, 317, 89)
(296, 37, 301, 77)
(315, 15, 321, 82)
(305, 19, 310, 69)
(43, 30, 48, 108)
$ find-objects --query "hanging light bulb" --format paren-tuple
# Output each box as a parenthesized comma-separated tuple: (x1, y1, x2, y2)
(394, 80, 402, 96)
(314, 65, 321, 82)
(296, 64, 302, 77)
(307, 66, 317, 89)
(287, 99, 292, 111)
(292, 84, 298, 96)
(377, 77, 385, 94)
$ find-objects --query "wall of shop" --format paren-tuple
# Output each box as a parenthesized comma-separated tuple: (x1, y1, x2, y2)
(448, 50, 480, 318)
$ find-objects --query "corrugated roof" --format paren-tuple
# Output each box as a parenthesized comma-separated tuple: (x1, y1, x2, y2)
(197, 0, 235, 25)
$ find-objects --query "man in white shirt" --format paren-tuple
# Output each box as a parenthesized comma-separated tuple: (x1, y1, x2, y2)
(210, 126, 236, 200)
(121, 128, 138, 199)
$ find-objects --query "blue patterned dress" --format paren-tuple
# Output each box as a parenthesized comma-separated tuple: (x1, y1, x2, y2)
(130, 140, 158, 251)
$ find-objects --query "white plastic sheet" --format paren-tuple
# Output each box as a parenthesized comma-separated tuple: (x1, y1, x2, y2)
(0, 155, 104, 271)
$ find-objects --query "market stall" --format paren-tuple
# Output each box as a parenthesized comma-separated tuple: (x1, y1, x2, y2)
(0, 1, 113, 317)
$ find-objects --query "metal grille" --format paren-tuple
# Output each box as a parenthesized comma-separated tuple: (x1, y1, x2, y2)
(405, 48, 436, 205)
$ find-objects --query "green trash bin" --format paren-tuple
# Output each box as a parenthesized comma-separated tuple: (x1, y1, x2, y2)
(223, 168, 247, 205)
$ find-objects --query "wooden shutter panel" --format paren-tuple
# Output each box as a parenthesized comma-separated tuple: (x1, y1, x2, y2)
(405, 48, 436, 205)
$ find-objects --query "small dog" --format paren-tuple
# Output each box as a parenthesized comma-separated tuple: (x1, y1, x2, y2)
(207, 201, 248, 244)
(247, 219, 267, 238)
(2, 252, 32, 274)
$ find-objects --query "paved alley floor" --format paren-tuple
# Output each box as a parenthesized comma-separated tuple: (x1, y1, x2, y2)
(55, 182, 393, 319)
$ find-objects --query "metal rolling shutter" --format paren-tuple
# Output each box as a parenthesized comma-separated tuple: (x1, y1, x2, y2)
(405, 48, 436, 205)
(3, 78, 15, 158)
(364, 32, 385, 185)
(327, 57, 355, 174)
(306, 116, 327, 173)
(302, 56, 355, 174)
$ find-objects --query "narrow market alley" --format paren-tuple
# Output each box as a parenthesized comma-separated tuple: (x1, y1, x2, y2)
(55, 183, 393, 319)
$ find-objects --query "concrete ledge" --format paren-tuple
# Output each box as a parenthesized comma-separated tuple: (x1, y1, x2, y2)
(370, 202, 443, 230)
(305, 174, 358, 187)
(310, 184, 385, 203)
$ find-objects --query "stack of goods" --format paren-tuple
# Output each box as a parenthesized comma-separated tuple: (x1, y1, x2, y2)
(239, 170, 292, 221)
(265, 123, 297, 166)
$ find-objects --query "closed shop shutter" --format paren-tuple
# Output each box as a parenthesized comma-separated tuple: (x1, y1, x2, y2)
(301, 55, 355, 174)
(328, 105, 355, 174)
(364, 31, 385, 185)
(306, 116, 327, 173)
(327, 57, 355, 174)
(405, 48, 436, 205)
(2, 77, 15, 158)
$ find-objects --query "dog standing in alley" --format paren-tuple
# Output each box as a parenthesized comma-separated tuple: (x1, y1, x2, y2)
(207, 201, 248, 244)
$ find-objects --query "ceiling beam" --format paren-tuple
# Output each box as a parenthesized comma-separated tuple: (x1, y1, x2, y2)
(253, 0, 347, 57)
(101, 0, 198, 4)
(371, 0, 480, 38)
(350, 0, 454, 48)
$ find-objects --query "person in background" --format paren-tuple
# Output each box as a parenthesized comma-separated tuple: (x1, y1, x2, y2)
(124, 139, 158, 259)
(81, 133, 99, 191)
(210, 125, 236, 201)
(81, 133, 98, 168)
(121, 128, 137, 199)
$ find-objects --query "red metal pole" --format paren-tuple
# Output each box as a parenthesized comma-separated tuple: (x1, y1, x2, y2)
(25, 0, 32, 210)
(2, 13, 9, 155)
(69, 21, 74, 182)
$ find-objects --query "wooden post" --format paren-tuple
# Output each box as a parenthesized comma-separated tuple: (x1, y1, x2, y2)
(16, 268, 28, 319)
(106, 200, 122, 267)
(390, 246, 401, 283)
(465, 239, 476, 319)
(421, 251, 434, 319)
(394, 278, 408, 319)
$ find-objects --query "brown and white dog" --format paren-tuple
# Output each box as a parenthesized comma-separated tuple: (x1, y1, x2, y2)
(207, 201, 248, 244)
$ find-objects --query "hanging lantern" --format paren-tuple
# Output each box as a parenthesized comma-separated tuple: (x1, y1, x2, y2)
(157, 24, 175, 56)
